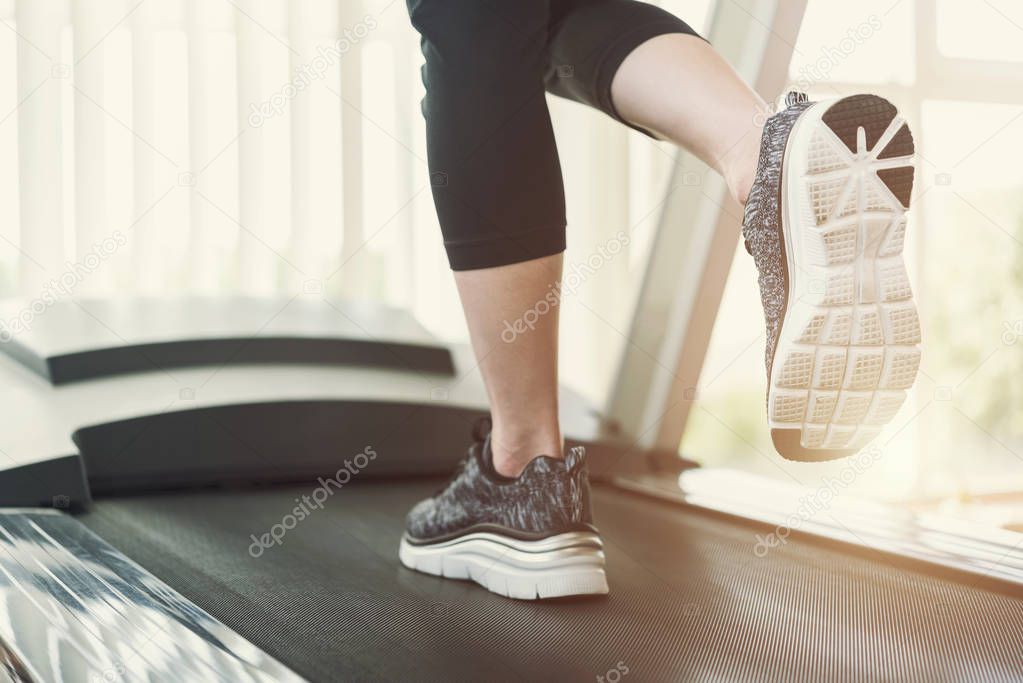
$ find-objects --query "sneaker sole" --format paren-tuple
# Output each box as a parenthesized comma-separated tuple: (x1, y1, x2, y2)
(769, 94, 920, 461)
(398, 530, 609, 600)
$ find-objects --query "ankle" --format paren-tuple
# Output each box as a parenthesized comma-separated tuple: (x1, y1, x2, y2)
(726, 161, 755, 206)
(720, 126, 764, 206)
(489, 427, 563, 478)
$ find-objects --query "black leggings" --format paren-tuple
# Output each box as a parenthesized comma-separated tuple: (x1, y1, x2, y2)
(406, 0, 700, 270)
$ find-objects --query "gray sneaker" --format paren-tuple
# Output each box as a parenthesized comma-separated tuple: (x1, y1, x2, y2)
(743, 92, 920, 460)
(399, 422, 608, 599)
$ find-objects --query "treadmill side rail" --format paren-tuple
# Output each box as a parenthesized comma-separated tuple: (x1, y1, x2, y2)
(614, 468, 1023, 593)
(0, 509, 307, 683)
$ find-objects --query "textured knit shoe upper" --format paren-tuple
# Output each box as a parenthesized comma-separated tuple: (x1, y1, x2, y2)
(741, 92, 815, 381)
(405, 428, 595, 542)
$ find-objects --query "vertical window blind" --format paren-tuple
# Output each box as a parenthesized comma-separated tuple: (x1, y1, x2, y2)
(0, 0, 702, 404)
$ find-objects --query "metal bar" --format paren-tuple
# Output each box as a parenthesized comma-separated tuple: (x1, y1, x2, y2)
(337, 1, 365, 297)
(15, 0, 68, 295)
(130, 0, 159, 293)
(185, 0, 215, 292)
(392, 33, 417, 306)
(71, 0, 113, 295)
(234, 0, 290, 295)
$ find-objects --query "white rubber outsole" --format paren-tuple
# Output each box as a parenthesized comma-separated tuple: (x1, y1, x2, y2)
(398, 530, 609, 600)
(769, 94, 920, 456)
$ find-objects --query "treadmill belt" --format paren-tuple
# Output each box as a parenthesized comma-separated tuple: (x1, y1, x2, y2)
(77, 480, 1023, 682)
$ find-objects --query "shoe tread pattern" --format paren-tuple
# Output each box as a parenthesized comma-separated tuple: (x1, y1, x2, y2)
(770, 94, 920, 455)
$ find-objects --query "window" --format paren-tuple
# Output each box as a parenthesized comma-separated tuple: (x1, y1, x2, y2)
(681, 0, 1023, 528)
(936, 0, 1023, 63)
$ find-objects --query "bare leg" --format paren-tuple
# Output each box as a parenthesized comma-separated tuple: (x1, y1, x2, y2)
(457, 36, 766, 476)
(455, 254, 564, 477)
(611, 33, 767, 205)
(446, 35, 765, 477)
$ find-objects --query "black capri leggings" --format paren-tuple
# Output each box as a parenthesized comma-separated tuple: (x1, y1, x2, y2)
(406, 0, 700, 270)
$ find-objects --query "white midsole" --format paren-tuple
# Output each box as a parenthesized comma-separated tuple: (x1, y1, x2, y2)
(399, 531, 608, 600)
(775, 100, 825, 357)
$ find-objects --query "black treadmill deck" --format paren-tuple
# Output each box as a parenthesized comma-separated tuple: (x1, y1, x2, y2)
(78, 480, 1023, 682)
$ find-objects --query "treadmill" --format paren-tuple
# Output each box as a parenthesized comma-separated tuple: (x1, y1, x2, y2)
(0, 297, 1021, 683)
